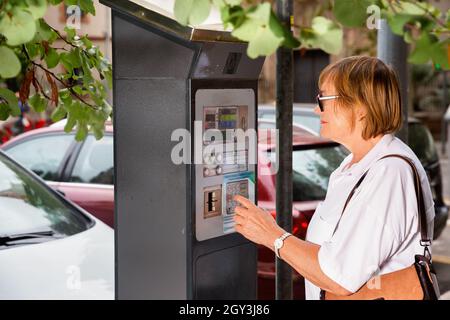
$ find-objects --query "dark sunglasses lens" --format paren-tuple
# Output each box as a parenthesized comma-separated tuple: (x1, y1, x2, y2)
(317, 96, 323, 112)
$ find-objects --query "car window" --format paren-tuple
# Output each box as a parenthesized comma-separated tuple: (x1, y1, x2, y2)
(5, 134, 74, 181)
(70, 135, 113, 185)
(408, 123, 439, 164)
(258, 109, 321, 134)
(293, 114, 320, 134)
(292, 146, 347, 201)
(258, 121, 277, 129)
(266, 145, 347, 201)
(0, 153, 91, 242)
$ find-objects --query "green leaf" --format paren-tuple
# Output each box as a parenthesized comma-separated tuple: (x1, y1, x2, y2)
(79, 0, 96, 15)
(26, 0, 48, 19)
(72, 85, 84, 95)
(59, 88, 72, 105)
(51, 105, 67, 122)
(75, 123, 88, 141)
(246, 3, 271, 24)
(28, 94, 47, 112)
(81, 59, 93, 82)
(403, 30, 413, 44)
(0, 46, 21, 78)
(45, 47, 60, 68)
(64, 113, 77, 132)
(0, 9, 37, 46)
(396, 1, 427, 15)
(213, 0, 242, 6)
(430, 41, 450, 70)
(64, 26, 76, 41)
(60, 50, 82, 71)
(60, 53, 73, 72)
(68, 49, 82, 68)
(271, 15, 299, 49)
(81, 36, 93, 49)
(102, 100, 112, 118)
(301, 16, 343, 55)
(105, 70, 112, 89)
(0, 88, 20, 116)
(174, 0, 211, 26)
(247, 25, 283, 59)
(408, 33, 449, 69)
(333, 0, 375, 27)
(221, 5, 245, 28)
(26, 42, 40, 58)
(231, 3, 284, 58)
(408, 33, 434, 64)
(34, 19, 56, 42)
(387, 13, 413, 35)
(226, 0, 242, 5)
(92, 126, 104, 140)
(0, 103, 9, 120)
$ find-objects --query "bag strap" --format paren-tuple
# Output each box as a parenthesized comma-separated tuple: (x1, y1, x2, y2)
(331, 154, 431, 255)
(320, 154, 433, 300)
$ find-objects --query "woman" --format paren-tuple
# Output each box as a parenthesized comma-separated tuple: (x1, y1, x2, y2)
(233, 56, 435, 299)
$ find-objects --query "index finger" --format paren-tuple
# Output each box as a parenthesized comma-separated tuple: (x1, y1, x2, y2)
(233, 195, 255, 209)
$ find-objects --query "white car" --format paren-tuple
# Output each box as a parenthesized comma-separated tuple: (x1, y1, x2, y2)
(0, 150, 114, 300)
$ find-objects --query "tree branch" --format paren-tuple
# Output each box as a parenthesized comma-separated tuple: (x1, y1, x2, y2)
(22, 45, 98, 110)
(34, 75, 52, 101)
(48, 24, 77, 48)
(409, 0, 446, 28)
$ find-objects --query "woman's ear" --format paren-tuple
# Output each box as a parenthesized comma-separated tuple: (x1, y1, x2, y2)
(356, 106, 367, 122)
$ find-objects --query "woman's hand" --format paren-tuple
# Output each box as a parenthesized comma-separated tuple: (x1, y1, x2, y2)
(233, 195, 285, 249)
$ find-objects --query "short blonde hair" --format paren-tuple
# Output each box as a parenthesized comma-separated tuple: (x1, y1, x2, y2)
(319, 56, 402, 140)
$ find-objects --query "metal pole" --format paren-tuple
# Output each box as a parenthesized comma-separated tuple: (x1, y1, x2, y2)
(377, 19, 409, 144)
(441, 71, 448, 155)
(275, 0, 293, 300)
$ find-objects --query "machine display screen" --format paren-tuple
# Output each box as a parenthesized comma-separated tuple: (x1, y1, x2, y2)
(203, 105, 248, 144)
(218, 108, 238, 130)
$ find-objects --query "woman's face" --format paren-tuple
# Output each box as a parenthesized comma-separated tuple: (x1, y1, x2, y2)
(314, 80, 354, 145)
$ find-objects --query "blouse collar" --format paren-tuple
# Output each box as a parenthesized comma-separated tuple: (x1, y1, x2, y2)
(337, 134, 395, 177)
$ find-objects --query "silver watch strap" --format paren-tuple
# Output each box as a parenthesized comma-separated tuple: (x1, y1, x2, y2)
(275, 232, 292, 259)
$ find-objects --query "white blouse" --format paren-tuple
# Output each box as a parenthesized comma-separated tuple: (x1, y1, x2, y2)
(305, 134, 435, 300)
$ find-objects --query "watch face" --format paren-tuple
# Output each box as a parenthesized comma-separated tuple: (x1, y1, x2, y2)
(275, 238, 283, 249)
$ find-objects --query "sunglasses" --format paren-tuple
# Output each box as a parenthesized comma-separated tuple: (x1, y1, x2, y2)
(316, 93, 340, 112)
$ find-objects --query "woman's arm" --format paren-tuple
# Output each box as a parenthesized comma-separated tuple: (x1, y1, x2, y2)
(275, 234, 352, 296)
(233, 195, 352, 296)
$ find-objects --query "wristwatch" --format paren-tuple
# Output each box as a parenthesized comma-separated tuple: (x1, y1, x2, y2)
(274, 232, 292, 259)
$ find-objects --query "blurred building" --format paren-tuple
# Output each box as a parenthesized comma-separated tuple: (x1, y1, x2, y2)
(45, 0, 112, 65)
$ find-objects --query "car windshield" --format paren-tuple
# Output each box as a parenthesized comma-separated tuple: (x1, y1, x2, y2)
(293, 113, 320, 134)
(266, 145, 348, 201)
(259, 108, 321, 134)
(0, 152, 92, 240)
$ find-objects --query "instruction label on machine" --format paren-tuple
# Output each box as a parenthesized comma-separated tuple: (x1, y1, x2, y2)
(222, 172, 255, 234)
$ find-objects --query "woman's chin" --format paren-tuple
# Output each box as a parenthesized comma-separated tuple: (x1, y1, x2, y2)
(319, 128, 329, 139)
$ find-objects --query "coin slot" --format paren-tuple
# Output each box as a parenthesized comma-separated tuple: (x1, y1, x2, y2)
(203, 187, 222, 219)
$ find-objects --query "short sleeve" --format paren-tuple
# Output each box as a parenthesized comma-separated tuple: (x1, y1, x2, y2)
(317, 158, 418, 293)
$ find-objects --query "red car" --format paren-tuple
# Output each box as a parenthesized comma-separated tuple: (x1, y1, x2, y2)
(1, 119, 346, 299)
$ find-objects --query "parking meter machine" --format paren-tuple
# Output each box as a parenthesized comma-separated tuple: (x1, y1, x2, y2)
(102, 0, 264, 299)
